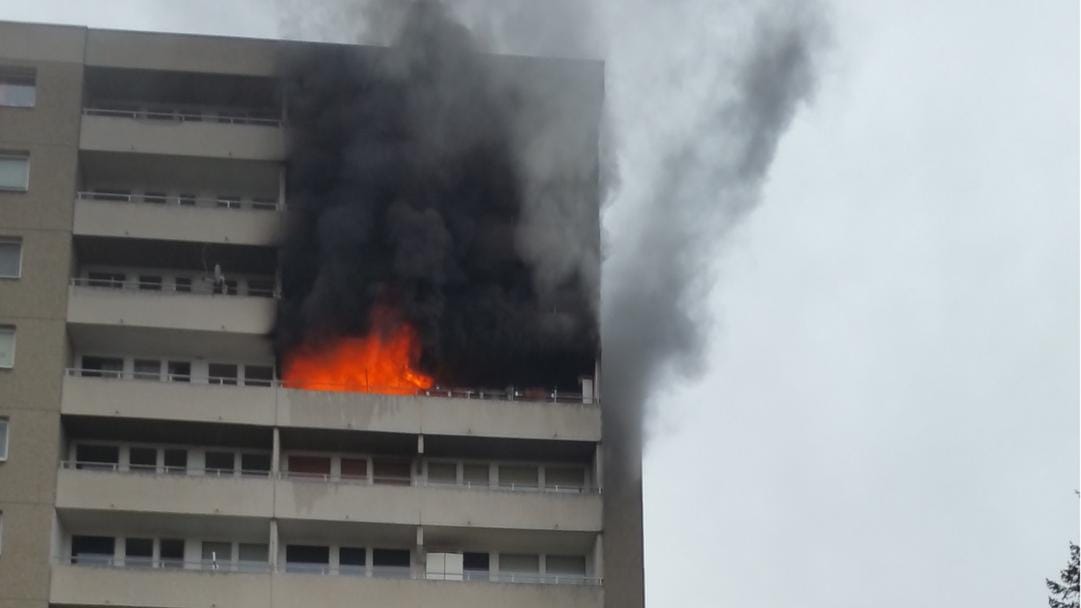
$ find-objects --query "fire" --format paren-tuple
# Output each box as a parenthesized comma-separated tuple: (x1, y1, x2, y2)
(283, 307, 434, 395)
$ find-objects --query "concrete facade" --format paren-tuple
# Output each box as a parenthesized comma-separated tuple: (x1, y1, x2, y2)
(0, 20, 643, 608)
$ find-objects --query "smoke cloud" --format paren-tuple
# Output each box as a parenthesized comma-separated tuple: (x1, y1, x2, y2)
(276, 1, 601, 390)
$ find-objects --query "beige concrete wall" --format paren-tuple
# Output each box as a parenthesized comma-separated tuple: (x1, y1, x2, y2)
(0, 24, 84, 608)
(66, 286, 276, 334)
(86, 29, 282, 76)
(50, 564, 273, 608)
(74, 199, 282, 246)
(276, 479, 601, 531)
(56, 468, 275, 518)
(80, 114, 286, 161)
(61, 375, 277, 427)
(278, 390, 602, 442)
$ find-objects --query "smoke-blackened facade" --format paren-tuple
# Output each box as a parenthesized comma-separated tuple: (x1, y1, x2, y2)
(276, 3, 602, 390)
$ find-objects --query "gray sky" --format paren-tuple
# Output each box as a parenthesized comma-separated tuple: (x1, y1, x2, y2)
(2, 1, 1076, 606)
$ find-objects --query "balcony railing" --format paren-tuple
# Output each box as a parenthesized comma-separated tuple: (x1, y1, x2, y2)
(83, 105, 282, 127)
(69, 277, 280, 299)
(63, 367, 598, 406)
(76, 190, 282, 212)
(58, 557, 602, 586)
(58, 459, 599, 496)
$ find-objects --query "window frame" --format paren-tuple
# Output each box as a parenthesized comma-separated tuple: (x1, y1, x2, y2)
(0, 326, 14, 369)
(0, 152, 29, 193)
(0, 67, 36, 108)
(0, 237, 22, 279)
(0, 416, 8, 461)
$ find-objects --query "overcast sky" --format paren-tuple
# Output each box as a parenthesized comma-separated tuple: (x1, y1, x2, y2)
(2, 1, 1076, 606)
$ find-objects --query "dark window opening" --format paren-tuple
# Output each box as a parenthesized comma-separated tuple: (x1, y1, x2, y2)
(133, 358, 160, 381)
(240, 453, 271, 475)
(160, 538, 184, 568)
(340, 457, 367, 480)
(129, 447, 157, 472)
(174, 276, 192, 292)
(167, 360, 190, 382)
(71, 535, 114, 565)
(75, 444, 119, 470)
(163, 448, 187, 474)
(244, 365, 274, 387)
(205, 451, 235, 475)
(340, 547, 366, 573)
(286, 545, 329, 573)
(372, 548, 410, 576)
(138, 275, 162, 290)
(87, 271, 125, 288)
(373, 460, 412, 485)
(288, 455, 331, 478)
(142, 191, 167, 204)
(178, 193, 197, 207)
(208, 363, 238, 385)
(125, 537, 153, 567)
(81, 355, 123, 379)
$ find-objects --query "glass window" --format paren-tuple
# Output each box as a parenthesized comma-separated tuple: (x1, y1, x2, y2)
(545, 466, 586, 491)
(340, 457, 367, 480)
(125, 537, 154, 567)
(213, 279, 238, 295)
(133, 359, 160, 381)
(373, 460, 412, 486)
(204, 451, 235, 475)
(202, 541, 232, 568)
(0, 69, 35, 108)
(499, 553, 539, 573)
(75, 444, 119, 470)
(463, 552, 489, 573)
(208, 363, 238, 385)
(129, 447, 157, 472)
(167, 360, 190, 382)
(174, 276, 192, 293)
(0, 153, 29, 191)
(463, 463, 489, 487)
(498, 464, 538, 489)
(142, 191, 167, 204)
(340, 547, 366, 567)
(238, 543, 268, 571)
(0, 238, 21, 278)
(545, 555, 586, 576)
(286, 545, 329, 572)
(81, 355, 123, 379)
(71, 535, 114, 565)
(288, 455, 330, 478)
(216, 195, 241, 209)
(160, 538, 184, 568)
(243, 364, 274, 387)
(240, 453, 270, 475)
(427, 461, 457, 485)
(372, 548, 410, 577)
(0, 326, 12, 368)
(163, 448, 187, 474)
(178, 193, 197, 207)
(0, 417, 8, 460)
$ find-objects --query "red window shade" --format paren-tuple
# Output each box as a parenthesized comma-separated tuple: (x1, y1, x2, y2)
(289, 455, 331, 476)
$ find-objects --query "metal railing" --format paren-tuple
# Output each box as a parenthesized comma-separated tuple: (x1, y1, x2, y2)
(60, 460, 272, 478)
(57, 461, 599, 495)
(60, 556, 601, 586)
(76, 190, 281, 211)
(83, 105, 282, 127)
(63, 367, 598, 406)
(69, 277, 280, 299)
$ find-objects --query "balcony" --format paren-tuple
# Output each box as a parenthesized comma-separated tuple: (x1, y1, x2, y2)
(74, 191, 282, 246)
(61, 371, 601, 442)
(50, 561, 602, 608)
(56, 462, 274, 518)
(276, 473, 601, 531)
(67, 277, 275, 334)
(79, 106, 286, 161)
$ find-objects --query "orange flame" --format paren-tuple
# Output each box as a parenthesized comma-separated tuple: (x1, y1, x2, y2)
(283, 307, 434, 395)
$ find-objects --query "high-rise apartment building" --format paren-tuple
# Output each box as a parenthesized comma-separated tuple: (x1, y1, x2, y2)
(0, 20, 643, 608)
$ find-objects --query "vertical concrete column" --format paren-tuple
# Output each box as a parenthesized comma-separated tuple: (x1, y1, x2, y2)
(592, 534, 604, 579)
(592, 443, 604, 491)
(271, 427, 280, 474)
(489, 462, 499, 488)
(538, 465, 546, 490)
(414, 526, 424, 578)
(269, 519, 279, 571)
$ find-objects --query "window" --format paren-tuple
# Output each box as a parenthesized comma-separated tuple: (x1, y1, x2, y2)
(129, 447, 157, 472)
(86, 189, 130, 202)
(463, 463, 489, 487)
(0, 238, 21, 278)
(178, 193, 197, 207)
(138, 275, 162, 291)
(174, 276, 192, 293)
(499, 464, 538, 489)
(463, 552, 489, 577)
(71, 535, 115, 565)
(87, 271, 125, 288)
(205, 451, 235, 475)
(0, 326, 13, 369)
(427, 461, 457, 485)
(81, 355, 123, 379)
(167, 360, 190, 382)
(75, 444, 119, 470)
(208, 363, 238, 385)
(373, 548, 410, 577)
(160, 538, 184, 568)
(240, 453, 270, 476)
(340, 547, 366, 574)
(163, 448, 187, 474)
(142, 191, 167, 204)
(340, 457, 367, 480)
(0, 68, 35, 108)
(202, 541, 232, 569)
(133, 358, 161, 381)
(286, 545, 329, 573)
(238, 543, 268, 571)
(0, 417, 8, 461)
(124, 537, 154, 567)
(0, 153, 29, 192)
(499, 553, 539, 574)
(251, 198, 277, 211)
(545, 466, 586, 491)
(216, 195, 241, 209)
(243, 364, 274, 387)
(546, 555, 587, 577)
(373, 459, 411, 485)
(213, 279, 238, 295)
(288, 455, 330, 478)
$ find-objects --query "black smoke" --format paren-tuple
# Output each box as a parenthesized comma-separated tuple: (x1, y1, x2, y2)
(276, 1, 600, 390)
